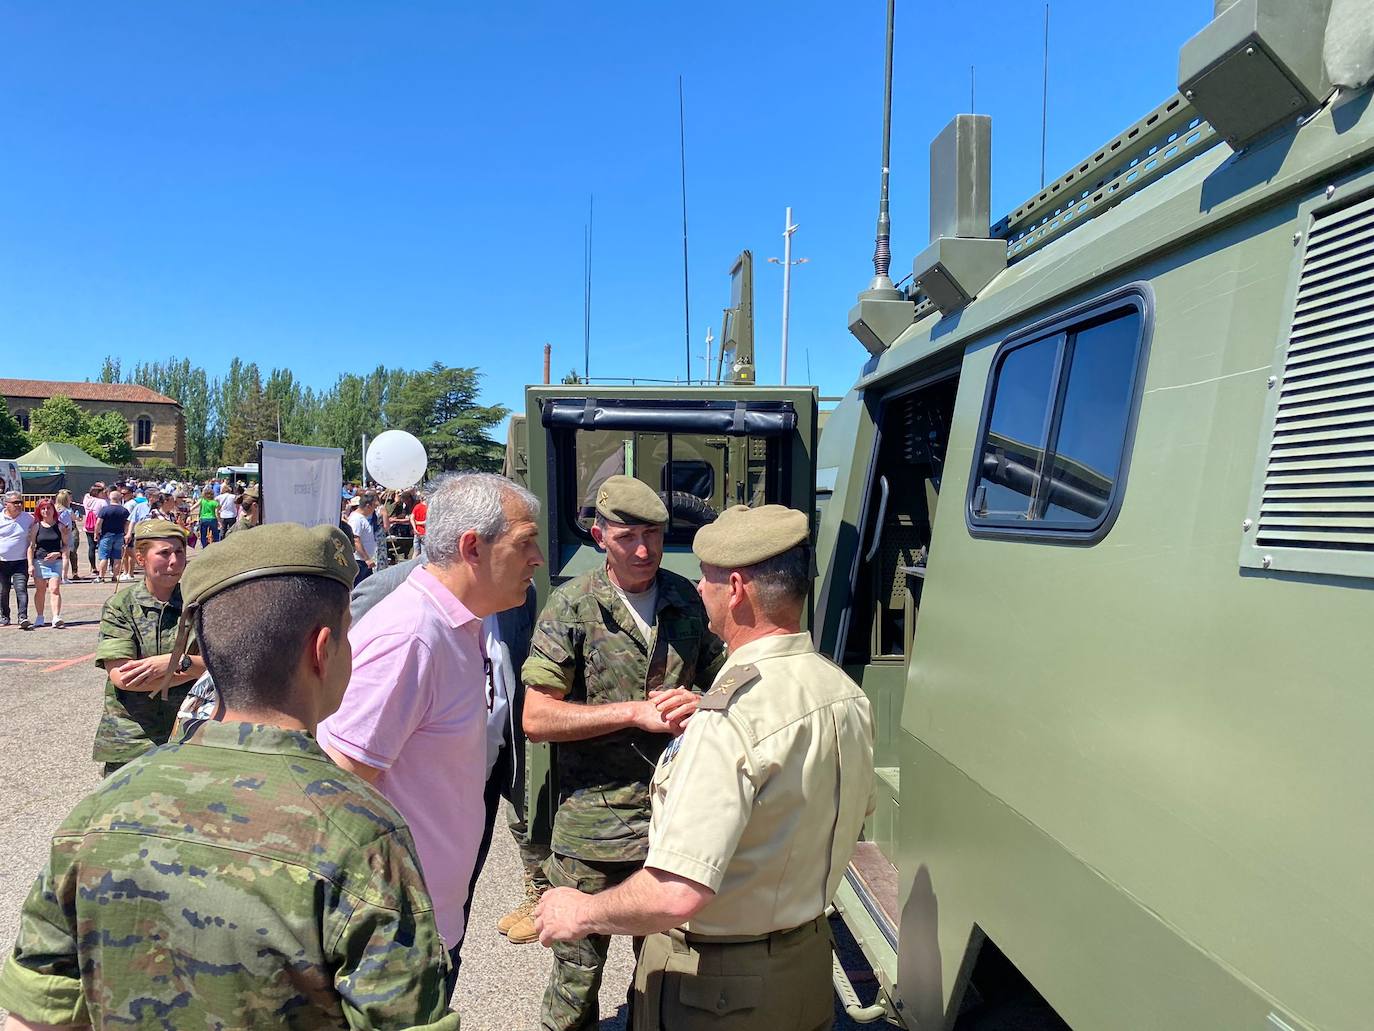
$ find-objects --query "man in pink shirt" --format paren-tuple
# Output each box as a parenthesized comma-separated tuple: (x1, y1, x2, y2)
(318, 472, 544, 995)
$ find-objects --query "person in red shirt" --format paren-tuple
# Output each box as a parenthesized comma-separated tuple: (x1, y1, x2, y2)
(412, 493, 428, 556)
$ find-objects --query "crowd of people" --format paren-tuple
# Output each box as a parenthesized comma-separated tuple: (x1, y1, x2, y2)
(0, 476, 264, 629)
(0, 469, 876, 1031)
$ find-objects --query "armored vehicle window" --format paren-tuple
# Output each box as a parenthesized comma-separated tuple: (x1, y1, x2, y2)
(558, 426, 780, 546)
(968, 288, 1149, 541)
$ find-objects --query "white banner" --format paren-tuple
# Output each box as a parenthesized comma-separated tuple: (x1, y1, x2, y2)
(259, 442, 344, 529)
(0, 461, 20, 495)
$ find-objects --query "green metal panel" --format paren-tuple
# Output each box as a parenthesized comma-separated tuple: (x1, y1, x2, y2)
(815, 72, 1374, 1031)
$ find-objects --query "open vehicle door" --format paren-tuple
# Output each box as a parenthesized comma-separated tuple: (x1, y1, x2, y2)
(520, 383, 819, 842)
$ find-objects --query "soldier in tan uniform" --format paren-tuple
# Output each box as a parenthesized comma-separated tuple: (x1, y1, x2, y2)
(535, 503, 875, 1031)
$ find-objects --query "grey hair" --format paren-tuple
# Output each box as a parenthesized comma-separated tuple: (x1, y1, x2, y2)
(424, 472, 540, 567)
(740, 544, 810, 617)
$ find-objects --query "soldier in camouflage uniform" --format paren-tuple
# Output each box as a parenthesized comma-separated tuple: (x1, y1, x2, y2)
(0, 522, 460, 1030)
(93, 518, 207, 776)
(523, 476, 726, 1031)
(224, 483, 259, 535)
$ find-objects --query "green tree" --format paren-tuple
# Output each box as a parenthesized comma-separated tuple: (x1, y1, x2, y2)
(85, 411, 136, 465)
(389, 364, 507, 473)
(98, 356, 122, 384)
(561, 369, 584, 384)
(27, 396, 134, 464)
(0, 406, 29, 459)
(28, 395, 87, 441)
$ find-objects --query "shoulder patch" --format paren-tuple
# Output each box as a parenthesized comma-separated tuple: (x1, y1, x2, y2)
(697, 663, 760, 710)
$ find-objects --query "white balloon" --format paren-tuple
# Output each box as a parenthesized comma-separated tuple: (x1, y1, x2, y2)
(366, 430, 428, 489)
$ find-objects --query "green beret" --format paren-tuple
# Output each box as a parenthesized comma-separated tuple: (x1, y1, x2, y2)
(134, 519, 188, 544)
(595, 474, 668, 526)
(182, 523, 357, 608)
(692, 504, 809, 568)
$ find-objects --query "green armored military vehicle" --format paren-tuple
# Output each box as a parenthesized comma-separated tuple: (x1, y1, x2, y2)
(515, 2, 1374, 1027)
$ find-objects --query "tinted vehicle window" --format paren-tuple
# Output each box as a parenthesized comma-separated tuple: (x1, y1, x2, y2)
(972, 334, 1061, 521)
(1042, 317, 1139, 525)
(969, 291, 1148, 539)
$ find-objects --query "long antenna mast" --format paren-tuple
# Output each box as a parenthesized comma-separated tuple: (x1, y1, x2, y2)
(678, 76, 692, 384)
(583, 195, 593, 383)
(868, 0, 898, 293)
(1040, 4, 1050, 188)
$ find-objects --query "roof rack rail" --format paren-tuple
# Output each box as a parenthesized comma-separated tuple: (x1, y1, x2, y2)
(991, 94, 1220, 264)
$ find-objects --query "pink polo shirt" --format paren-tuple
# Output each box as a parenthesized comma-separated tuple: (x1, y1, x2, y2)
(317, 565, 487, 947)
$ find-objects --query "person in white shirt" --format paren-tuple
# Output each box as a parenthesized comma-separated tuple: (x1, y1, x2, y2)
(216, 487, 239, 532)
(347, 495, 378, 585)
(0, 492, 35, 628)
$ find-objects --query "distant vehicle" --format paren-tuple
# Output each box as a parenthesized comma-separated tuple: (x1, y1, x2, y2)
(215, 463, 260, 483)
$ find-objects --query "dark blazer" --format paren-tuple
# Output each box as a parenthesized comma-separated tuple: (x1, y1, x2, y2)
(350, 559, 537, 812)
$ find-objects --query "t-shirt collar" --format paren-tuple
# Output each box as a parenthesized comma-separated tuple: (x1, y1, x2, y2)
(408, 564, 480, 629)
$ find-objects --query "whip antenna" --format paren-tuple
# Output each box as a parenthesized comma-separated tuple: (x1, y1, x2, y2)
(868, 0, 898, 293)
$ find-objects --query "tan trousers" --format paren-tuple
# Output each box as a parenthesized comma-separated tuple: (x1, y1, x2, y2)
(632, 916, 834, 1031)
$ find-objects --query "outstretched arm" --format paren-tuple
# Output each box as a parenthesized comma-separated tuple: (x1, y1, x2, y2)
(522, 684, 675, 743)
(535, 867, 713, 942)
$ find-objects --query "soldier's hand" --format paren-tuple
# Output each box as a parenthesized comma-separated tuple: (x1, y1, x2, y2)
(118, 655, 172, 691)
(630, 698, 676, 734)
(650, 688, 698, 734)
(534, 886, 589, 945)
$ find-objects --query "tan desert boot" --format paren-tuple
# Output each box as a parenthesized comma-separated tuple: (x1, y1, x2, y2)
(504, 907, 540, 945)
(497, 879, 541, 936)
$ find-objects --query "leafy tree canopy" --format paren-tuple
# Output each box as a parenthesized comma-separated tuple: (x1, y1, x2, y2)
(0, 406, 29, 459)
(27, 396, 134, 465)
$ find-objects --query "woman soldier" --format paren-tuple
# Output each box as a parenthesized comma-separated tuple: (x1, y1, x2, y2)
(92, 519, 207, 776)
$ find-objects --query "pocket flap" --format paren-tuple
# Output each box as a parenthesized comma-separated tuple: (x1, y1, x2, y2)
(678, 973, 763, 1015)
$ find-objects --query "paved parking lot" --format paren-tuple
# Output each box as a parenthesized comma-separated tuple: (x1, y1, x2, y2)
(0, 575, 878, 1029)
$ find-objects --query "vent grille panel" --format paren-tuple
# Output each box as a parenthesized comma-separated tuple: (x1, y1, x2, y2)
(1258, 198, 1374, 554)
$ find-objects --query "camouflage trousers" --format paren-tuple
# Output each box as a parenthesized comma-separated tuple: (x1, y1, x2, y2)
(539, 853, 643, 1031)
(508, 805, 551, 891)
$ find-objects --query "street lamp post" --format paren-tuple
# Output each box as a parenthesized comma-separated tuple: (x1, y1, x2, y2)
(767, 207, 808, 385)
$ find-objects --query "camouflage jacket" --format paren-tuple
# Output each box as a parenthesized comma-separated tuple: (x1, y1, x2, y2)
(92, 582, 197, 764)
(522, 565, 726, 862)
(0, 721, 460, 1031)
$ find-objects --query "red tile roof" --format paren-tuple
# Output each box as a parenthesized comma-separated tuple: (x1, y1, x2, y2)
(0, 379, 179, 406)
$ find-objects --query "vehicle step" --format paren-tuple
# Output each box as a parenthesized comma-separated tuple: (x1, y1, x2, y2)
(848, 841, 899, 948)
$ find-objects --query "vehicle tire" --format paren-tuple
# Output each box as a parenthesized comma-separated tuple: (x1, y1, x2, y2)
(661, 491, 717, 528)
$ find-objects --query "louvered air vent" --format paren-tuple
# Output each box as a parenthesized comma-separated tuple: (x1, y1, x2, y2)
(1258, 194, 1374, 554)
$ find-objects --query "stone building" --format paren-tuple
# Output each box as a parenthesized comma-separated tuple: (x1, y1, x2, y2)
(0, 379, 186, 467)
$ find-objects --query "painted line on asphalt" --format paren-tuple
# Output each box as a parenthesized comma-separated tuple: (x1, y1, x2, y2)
(0, 657, 49, 664)
(41, 652, 98, 673)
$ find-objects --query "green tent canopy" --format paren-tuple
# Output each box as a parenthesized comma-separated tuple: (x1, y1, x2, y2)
(17, 441, 118, 499)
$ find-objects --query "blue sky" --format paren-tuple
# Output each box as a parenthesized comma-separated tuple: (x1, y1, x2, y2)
(0, 1, 1208, 423)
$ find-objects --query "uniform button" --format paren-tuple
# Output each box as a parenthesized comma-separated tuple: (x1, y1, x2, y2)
(716, 992, 727, 1011)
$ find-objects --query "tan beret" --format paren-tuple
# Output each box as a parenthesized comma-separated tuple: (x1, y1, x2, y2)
(242, 484, 260, 501)
(595, 474, 668, 525)
(134, 519, 188, 544)
(182, 523, 357, 608)
(692, 504, 809, 568)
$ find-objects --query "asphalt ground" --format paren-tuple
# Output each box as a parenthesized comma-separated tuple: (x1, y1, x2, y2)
(0, 571, 881, 1030)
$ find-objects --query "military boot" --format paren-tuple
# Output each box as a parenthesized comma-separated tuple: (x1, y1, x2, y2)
(497, 878, 541, 943)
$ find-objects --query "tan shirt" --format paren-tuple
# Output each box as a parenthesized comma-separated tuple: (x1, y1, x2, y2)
(645, 631, 875, 936)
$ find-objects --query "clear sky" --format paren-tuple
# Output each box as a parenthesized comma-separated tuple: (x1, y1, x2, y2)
(0, 1, 1209, 423)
